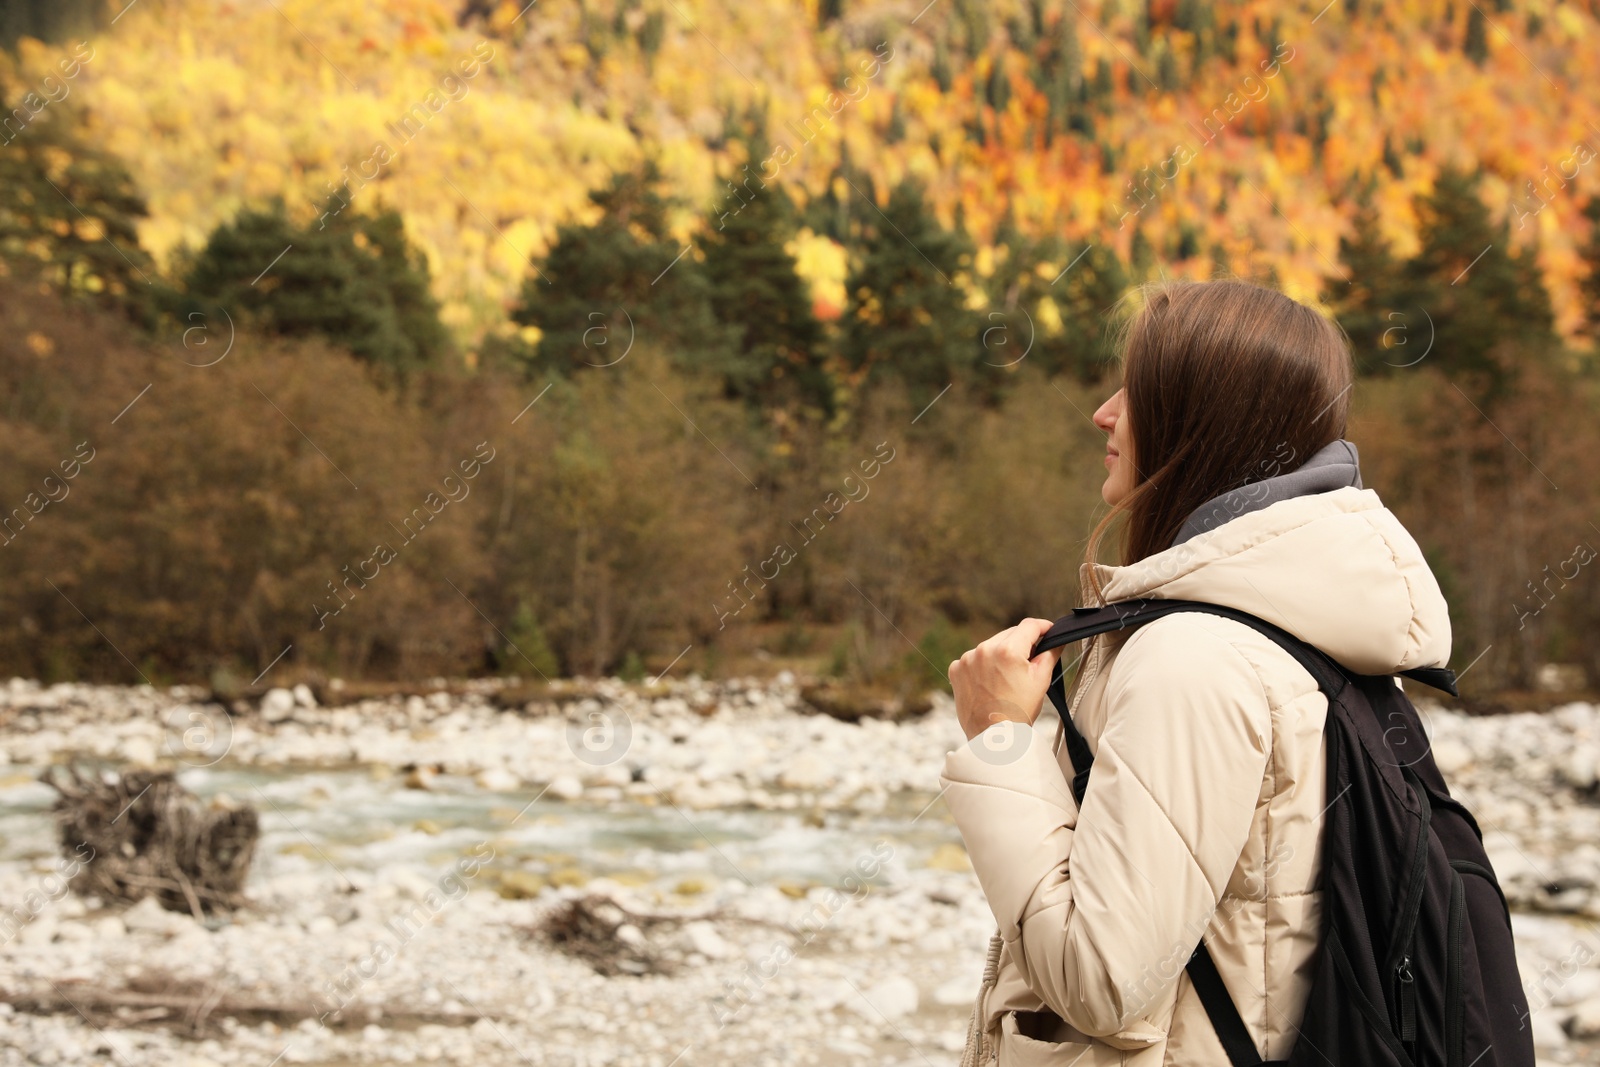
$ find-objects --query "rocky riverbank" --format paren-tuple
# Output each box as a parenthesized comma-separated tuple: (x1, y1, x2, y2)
(0, 676, 1597, 1066)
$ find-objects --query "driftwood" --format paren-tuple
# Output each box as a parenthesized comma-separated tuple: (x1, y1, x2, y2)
(528, 892, 795, 976)
(2, 975, 499, 1035)
(531, 893, 690, 977)
(41, 767, 259, 919)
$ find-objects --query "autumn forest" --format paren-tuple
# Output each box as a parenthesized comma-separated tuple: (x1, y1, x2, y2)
(2, 0, 1599, 701)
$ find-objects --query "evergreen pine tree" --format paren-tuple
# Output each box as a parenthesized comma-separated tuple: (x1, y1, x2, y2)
(957, 0, 991, 56)
(638, 11, 664, 59)
(1008, 10, 1035, 50)
(840, 179, 981, 408)
(1157, 42, 1180, 91)
(509, 162, 735, 381)
(988, 220, 1129, 382)
(1577, 197, 1600, 342)
(1174, 0, 1211, 34)
(697, 138, 829, 414)
(0, 0, 101, 48)
(1053, 13, 1084, 95)
(932, 36, 954, 93)
(1092, 56, 1115, 107)
(0, 99, 155, 326)
(1464, 6, 1489, 65)
(1382, 134, 1404, 177)
(1129, 224, 1156, 279)
(1330, 195, 1408, 373)
(182, 196, 450, 377)
(885, 98, 907, 143)
(1055, 241, 1129, 381)
(987, 56, 1011, 113)
(1401, 167, 1556, 398)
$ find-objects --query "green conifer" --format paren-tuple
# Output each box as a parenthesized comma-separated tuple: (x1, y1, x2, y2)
(509, 162, 735, 382)
(698, 137, 829, 414)
(183, 197, 451, 378)
(840, 179, 981, 409)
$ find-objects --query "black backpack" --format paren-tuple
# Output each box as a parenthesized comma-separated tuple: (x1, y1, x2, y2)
(1028, 598, 1535, 1067)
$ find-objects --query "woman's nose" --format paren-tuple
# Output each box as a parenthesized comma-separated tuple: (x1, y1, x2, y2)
(1092, 393, 1120, 432)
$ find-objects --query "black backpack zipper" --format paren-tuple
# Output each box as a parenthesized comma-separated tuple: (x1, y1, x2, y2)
(1446, 869, 1466, 1067)
(1389, 767, 1432, 1054)
(1394, 953, 1417, 1046)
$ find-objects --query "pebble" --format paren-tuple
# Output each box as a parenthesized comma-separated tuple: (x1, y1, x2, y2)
(1571, 995, 1600, 1038)
(933, 973, 979, 1007)
(680, 919, 733, 959)
(260, 688, 297, 723)
(1560, 746, 1599, 790)
(851, 975, 919, 1019)
(473, 767, 520, 792)
(545, 774, 583, 801)
(1531, 1009, 1569, 1051)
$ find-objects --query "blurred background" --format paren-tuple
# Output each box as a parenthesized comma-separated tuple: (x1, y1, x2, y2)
(1, 0, 1600, 1065)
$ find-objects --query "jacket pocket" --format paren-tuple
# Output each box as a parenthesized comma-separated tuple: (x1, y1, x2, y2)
(997, 1010, 1127, 1066)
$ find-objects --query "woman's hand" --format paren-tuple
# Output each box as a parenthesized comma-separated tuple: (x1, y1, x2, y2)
(949, 618, 1063, 741)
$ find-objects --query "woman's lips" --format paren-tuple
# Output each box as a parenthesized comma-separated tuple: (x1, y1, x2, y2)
(1104, 450, 1118, 467)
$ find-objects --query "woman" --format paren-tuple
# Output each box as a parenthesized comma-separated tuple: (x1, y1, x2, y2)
(944, 279, 1452, 1066)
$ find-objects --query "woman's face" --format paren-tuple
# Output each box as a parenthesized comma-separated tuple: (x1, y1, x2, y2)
(1092, 387, 1135, 506)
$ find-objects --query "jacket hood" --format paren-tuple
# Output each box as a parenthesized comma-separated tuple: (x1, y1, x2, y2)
(1087, 477, 1452, 676)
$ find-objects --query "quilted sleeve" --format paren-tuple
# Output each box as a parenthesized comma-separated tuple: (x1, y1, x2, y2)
(939, 618, 1272, 1036)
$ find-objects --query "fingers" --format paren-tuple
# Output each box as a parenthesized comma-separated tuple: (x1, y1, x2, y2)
(1022, 617, 1065, 663)
(953, 618, 1060, 673)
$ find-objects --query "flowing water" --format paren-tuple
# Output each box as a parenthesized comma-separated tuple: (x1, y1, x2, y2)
(0, 764, 965, 895)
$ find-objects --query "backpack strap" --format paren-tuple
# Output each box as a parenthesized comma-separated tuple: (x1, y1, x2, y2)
(1028, 597, 1453, 1067)
(1185, 939, 1290, 1067)
(1032, 598, 1459, 806)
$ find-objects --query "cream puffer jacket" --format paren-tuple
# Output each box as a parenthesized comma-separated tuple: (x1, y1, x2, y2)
(942, 486, 1453, 1066)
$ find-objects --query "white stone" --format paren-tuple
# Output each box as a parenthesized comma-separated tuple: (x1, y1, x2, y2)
(779, 751, 834, 791)
(121, 896, 190, 936)
(1559, 746, 1599, 791)
(293, 684, 317, 709)
(1568, 994, 1600, 1038)
(474, 767, 521, 792)
(933, 974, 977, 1006)
(1530, 1008, 1568, 1051)
(585, 763, 632, 788)
(1554, 703, 1596, 733)
(811, 978, 856, 1012)
(261, 688, 297, 723)
(850, 975, 919, 1020)
(680, 920, 732, 960)
(389, 870, 435, 900)
(1430, 738, 1473, 776)
(121, 735, 158, 766)
(89, 915, 126, 940)
(1552, 968, 1600, 1008)
(546, 774, 583, 801)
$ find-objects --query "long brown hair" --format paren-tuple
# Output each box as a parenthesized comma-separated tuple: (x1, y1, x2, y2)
(1084, 279, 1355, 598)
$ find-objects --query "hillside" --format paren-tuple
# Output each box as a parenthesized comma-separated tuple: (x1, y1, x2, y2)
(5, 0, 1598, 348)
